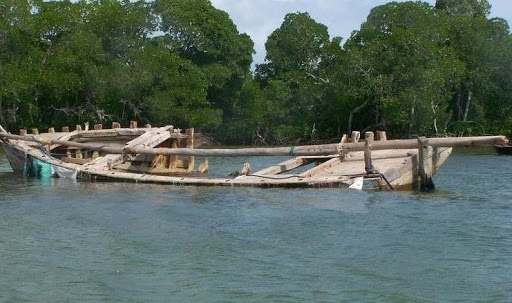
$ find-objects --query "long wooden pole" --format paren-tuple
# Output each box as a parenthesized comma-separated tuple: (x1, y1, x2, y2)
(0, 133, 507, 157)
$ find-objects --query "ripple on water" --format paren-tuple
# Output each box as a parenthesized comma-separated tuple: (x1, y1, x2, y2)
(0, 150, 511, 302)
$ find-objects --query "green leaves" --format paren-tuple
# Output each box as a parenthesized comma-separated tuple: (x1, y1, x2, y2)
(0, 0, 510, 143)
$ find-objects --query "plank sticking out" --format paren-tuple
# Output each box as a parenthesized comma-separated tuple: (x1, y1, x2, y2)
(124, 126, 173, 149)
(86, 126, 174, 172)
(301, 157, 342, 178)
(253, 157, 307, 176)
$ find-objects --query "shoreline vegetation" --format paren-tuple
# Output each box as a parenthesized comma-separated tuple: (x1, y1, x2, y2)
(1, 0, 511, 145)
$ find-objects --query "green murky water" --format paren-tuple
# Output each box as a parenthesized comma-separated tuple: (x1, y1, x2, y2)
(0, 149, 511, 302)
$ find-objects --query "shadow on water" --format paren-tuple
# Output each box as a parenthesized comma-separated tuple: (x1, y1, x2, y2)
(0, 148, 511, 302)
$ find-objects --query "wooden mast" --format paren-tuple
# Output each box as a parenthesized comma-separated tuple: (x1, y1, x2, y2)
(0, 132, 507, 157)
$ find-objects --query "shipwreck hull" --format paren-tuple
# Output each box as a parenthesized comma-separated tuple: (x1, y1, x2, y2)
(1, 124, 505, 191)
(0, 138, 451, 190)
(0, 141, 27, 174)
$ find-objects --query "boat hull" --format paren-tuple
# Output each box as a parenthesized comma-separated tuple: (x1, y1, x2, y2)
(0, 141, 27, 174)
(0, 142, 451, 190)
(0, 127, 458, 190)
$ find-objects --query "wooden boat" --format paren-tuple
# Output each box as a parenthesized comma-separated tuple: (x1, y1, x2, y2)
(495, 144, 512, 155)
(0, 123, 507, 191)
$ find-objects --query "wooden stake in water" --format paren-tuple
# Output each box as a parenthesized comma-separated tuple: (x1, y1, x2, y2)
(418, 137, 435, 192)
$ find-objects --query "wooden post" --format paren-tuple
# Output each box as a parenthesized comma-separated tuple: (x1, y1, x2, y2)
(31, 128, 39, 135)
(364, 131, 375, 143)
(48, 127, 55, 134)
(186, 128, 195, 171)
(145, 124, 152, 129)
(351, 131, 361, 143)
(61, 126, 69, 133)
(19, 129, 27, 136)
(377, 131, 387, 141)
(198, 158, 209, 174)
(418, 137, 435, 192)
(75, 125, 83, 158)
(84, 122, 89, 131)
(364, 137, 376, 174)
(94, 124, 103, 130)
(130, 121, 137, 129)
(112, 122, 121, 129)
(76, 149, 83, 160)
(169, 139, 178, 170)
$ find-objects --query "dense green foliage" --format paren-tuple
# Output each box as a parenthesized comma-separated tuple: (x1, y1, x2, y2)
(1, 0, 511, 143)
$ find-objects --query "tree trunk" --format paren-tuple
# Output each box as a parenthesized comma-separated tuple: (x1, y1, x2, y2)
(408, 98, 416, 138)
(444, 110, 453, 133)
(348, 100, 368, 134)
(463, 90, 472, 122)
(431, 99, 439, 135)
(0, 99, 4, 127)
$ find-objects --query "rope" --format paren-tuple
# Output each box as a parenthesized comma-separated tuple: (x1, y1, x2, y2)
(378, 173, 394, 191)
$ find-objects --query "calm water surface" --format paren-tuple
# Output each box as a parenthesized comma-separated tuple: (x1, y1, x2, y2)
(0, 149, 511, 302)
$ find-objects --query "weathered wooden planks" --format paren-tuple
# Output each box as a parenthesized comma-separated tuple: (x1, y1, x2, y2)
(0, 132, 506, 158)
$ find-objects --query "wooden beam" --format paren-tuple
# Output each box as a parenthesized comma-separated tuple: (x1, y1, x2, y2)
(19, 129, 27, 136)
(198, 158, 209, 174)
(32, 128, 39, 135)
(112, 122, 121, 129)
(365, 131, 375, 143)
(48, 127, 55, 134)
(377, 131, 387, 141)
(351, 131, 361, 143)
(0, 133, 507, 157)
(186, 128, 195, 172)
(254, 157, 307, 175)
(364, 137, 376, 174)
(418, 137, 435, 192)
(130, 121, 137, 129)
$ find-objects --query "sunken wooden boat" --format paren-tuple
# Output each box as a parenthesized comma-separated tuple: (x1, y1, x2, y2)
(0, 123, 507, 191)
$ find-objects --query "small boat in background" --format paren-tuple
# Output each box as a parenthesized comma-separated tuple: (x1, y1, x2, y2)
(495, 144, 512, 155)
